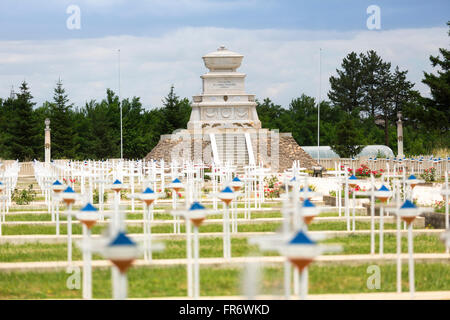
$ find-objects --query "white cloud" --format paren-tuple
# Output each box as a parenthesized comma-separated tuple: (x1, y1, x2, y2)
(0, 26, 447, 109)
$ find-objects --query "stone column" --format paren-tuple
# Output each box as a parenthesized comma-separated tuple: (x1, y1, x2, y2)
(396, 112, 404, 158)
(44, 118, 51, 164)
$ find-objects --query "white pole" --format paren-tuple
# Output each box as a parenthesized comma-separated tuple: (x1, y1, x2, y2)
(317, 48, 322, 166)
(397, 212, 402, 293)
(395, 181, 402, 293)
(224, 204, 231, 259)
(173, 191, 178, 234)
(67, 203, 72, 265)
(292, 179, 301, 297)
(131, 171, 135, 213)
(352, 188, 356, 231)
(56, 201, 60, 236)
(187, 217, 193, 297)
(0, 199, 2, 236)
(344, 169, 350, 231)
(117, 273, 127, 300)
(380, 205, 384, 256)
(82, 224, 92, 300)
(194, 225, 200, 299)
(300, 217, 309, 300)
(281, 197, 291, 299)
(51, 194, 55, 222)
(408, 222, 415, 299)
(112, 190, 120, 300)
(445, 171, 449, 254)
(118, 49, 123, 160)
(293, 263, 299, 297)
(370, 193, 375, 255)
(445, 171, 449, 230)
(300, 269, 308, 300)
(148, 203, 153, 260)
(143, 204, 148, 261)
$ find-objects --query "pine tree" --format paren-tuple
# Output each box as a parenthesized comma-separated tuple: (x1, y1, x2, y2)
(0, 97, 16, 159)
(161, 85, 191, 133)
(50, 79, 76, 159)
(391, 67, 415, 116)
(328, 52, 364, 116)
(360, 50, 385, 118)
(9, 81, 37, 161)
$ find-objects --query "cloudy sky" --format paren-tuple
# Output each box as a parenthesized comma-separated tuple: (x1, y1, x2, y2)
(0, 0, 448, 109)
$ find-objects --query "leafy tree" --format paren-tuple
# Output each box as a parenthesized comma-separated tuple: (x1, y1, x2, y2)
(421, 21, 450, 143)
(287, 94, 320, 145)
(330, 115, 365, 158)
(256, 98, 287, 131)
(161, 85, 191, 133)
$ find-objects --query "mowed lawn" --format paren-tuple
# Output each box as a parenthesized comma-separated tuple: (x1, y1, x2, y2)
(0, 218, 424, 235)
(0, 263, 448, 299)
(0, 234, 446, 262)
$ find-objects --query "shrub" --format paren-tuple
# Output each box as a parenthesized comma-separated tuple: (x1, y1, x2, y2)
(12, 184, 36, 205)
(93, 189, 108, 204)
(120, 189, 128, 200)
(433, 200, 445, 213)
(264, 175, 282, 199)
(420, 167, 436, 183)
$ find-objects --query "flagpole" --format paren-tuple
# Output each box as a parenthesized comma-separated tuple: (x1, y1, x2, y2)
(317, 48, 322, 164)
(118, 49, 123, 160)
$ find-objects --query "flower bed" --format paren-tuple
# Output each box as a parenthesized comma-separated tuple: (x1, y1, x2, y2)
(348, 164, 384, 178)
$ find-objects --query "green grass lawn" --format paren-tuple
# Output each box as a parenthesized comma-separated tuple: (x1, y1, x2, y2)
(0, 263, 448, 299)
(5, 210, 286, 222)
(0, 234, 445, 263)
(1, 218, 421, 235)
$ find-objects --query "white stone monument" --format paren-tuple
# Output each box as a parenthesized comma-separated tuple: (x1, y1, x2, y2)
(146, 46, 317, 172)
(396, 112, 404, 158)
(44, 118, 51, 164)
(187, 46, 261, 130)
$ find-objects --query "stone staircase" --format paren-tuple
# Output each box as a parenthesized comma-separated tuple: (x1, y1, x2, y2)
(214, 133, 249, 171)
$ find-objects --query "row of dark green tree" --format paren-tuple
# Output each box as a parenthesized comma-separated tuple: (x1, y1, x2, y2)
(0, 83, 191, 161)
(0, 24, 448, 161)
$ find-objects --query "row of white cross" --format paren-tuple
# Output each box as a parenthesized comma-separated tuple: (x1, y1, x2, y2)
(32, 158, 276, 236)
(328, 162, 450, 299)
(4, 157, 448, 300)
(26, 159, 279, 299)
(0, 161, 19, 235)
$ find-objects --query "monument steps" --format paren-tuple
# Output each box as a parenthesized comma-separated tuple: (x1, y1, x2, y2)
(214, 133, 249, 172)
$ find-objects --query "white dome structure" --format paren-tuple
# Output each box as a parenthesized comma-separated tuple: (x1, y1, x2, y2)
(202, 45, 244, 72)
(301, 145, 395, 159)
(358, 145, 395, 158)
